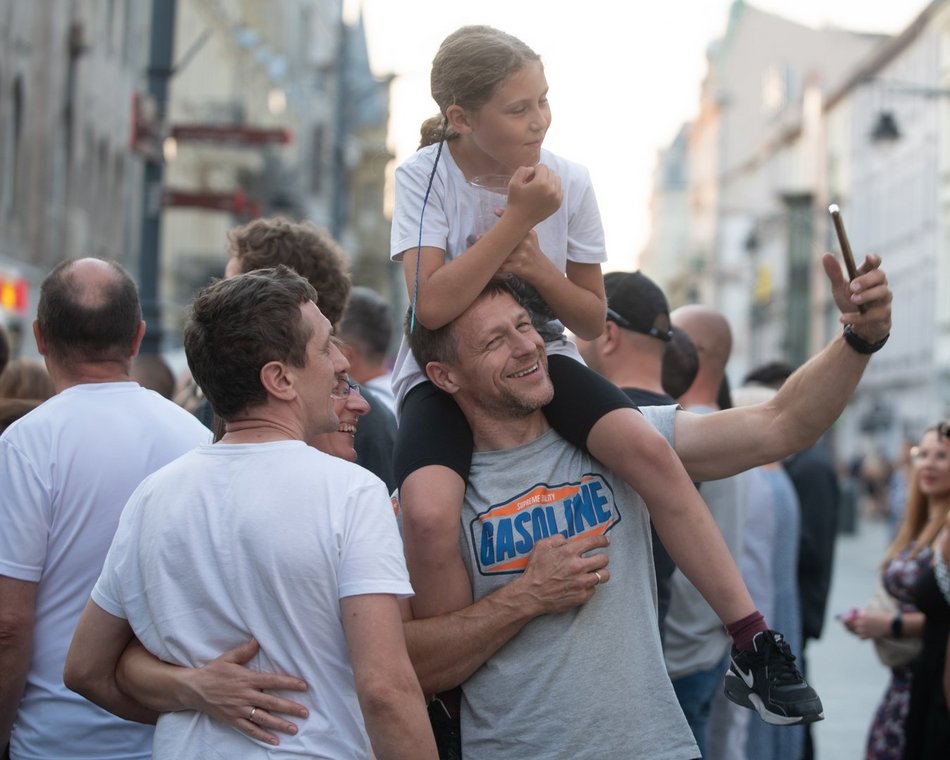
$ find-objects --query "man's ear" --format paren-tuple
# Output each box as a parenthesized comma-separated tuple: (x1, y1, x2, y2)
(33, 320, 46, 356)
(259, 360, 295, 401)
(129, 321, 147, 358)
(445, 104, 473, 135)
(339, 341, 356, 363)
(600, 321, 623, 356)
(425, 361, 460, 395)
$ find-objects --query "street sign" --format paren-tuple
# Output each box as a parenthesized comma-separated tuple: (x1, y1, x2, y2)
(169, 124, 292, 146)
(161, 188, 260, 218)
(0, 275, 28, 314)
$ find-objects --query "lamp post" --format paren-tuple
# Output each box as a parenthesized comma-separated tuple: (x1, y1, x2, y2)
(137, 0, 176, 356)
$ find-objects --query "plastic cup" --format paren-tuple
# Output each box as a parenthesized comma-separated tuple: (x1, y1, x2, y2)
(467, 174, 511, 246)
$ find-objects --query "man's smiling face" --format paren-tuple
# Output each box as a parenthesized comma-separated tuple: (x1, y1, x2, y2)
(449, 291, 553, 418)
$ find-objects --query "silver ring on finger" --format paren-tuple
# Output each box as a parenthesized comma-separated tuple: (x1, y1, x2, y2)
(592, 570, 602, 585)
(248, 707, 258, 723)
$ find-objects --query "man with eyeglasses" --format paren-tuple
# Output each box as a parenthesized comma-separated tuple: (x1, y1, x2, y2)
(197, 216, 399, 492)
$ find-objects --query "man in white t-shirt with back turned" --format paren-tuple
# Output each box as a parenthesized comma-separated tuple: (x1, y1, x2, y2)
(0, 258, 211, 759)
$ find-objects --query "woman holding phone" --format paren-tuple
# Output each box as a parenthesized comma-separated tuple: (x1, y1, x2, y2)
(841, 423, 950, 759)
(903, 452, 950, 759)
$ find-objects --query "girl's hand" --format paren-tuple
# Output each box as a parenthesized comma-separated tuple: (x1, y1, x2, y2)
(506, 165, 562, 228)
(498, 230, 549, 282)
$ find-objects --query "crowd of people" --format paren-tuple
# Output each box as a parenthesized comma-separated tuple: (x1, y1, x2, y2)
(0, 21, 944, 760)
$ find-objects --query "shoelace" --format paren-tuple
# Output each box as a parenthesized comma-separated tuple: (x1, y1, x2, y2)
(765, 633, 804, 685)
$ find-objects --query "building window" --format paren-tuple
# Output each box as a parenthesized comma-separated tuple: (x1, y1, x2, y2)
(310, 124, 325, 195)
(2, 78, 24, 219)
(49, 113, 69, 224)
(96, 140, 109, 250)
(106, 0, 116, 55)
(112, 155, 125, 253)
(762, 65, 787, 114)
(783, 194, 813, 365)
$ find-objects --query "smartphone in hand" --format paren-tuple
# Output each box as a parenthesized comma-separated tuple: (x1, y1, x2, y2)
(835, 608, 859, 623)
(829, 204, 865, 313)
(828, 204, 858, 278)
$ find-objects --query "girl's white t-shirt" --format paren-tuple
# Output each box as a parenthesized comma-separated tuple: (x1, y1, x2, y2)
(389, 144, 607, 412)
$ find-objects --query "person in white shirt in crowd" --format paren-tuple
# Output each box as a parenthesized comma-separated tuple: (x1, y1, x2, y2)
(0, 258, 210, 760)
(64, 266, 437, 760)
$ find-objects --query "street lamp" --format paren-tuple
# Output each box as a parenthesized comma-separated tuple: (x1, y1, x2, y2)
(869, 80, 950, 145)
(870, 111, 900, 143)
(137, 0, 177, 356)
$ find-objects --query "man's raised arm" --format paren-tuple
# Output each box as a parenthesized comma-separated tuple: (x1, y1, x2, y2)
(673, 253, 892, 481)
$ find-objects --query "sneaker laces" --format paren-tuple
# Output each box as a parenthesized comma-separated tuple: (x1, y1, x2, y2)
(763, 632, 804, 686)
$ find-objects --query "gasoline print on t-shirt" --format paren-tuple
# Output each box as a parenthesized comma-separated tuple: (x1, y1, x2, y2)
(469, 473, 621, 575)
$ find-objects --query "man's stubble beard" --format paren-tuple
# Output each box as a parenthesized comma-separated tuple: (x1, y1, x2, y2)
(481, 382, 554, 420)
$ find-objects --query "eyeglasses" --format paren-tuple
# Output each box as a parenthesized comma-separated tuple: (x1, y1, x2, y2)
(330, 376, 360, 400)
(606, 307, 672, 342)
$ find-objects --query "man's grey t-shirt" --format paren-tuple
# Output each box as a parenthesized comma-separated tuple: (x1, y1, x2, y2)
(457, 405, 698, 759)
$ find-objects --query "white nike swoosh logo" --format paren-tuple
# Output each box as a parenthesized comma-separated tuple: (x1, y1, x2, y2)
(732, 659, 755, 688)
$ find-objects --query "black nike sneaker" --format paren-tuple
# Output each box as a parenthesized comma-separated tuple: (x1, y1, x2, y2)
(723, 629, 824, 725)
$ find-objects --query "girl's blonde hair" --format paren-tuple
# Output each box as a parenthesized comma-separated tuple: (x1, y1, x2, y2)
(883, 424, 950, 563)
(419, 25, 540, 148)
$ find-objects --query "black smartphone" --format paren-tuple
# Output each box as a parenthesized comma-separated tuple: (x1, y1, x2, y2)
(829, 203, 865, 314)
(828, 204, 859, 281)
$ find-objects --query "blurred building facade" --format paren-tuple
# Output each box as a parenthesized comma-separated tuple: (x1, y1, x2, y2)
(0, 0, 151, 356)
(0, 0, 395, 357)
(158, 0, 395, 345)
(641, 0, 950, 462)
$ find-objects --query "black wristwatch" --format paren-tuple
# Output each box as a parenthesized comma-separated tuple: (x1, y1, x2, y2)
(891, 612, 903, 638)
(844, 324, 889, 355)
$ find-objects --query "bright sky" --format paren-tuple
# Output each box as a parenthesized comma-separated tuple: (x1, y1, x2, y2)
(356, 0, 927, 271)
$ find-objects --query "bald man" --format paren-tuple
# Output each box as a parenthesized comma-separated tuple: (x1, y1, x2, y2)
(0, 259, 210, 759)
(576, 271, 696, 646)
(672, 305, 734, 411)
(659, 304, 747, 755)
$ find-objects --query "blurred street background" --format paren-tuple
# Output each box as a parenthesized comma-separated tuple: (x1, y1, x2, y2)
(1, 0, 944, 464)
(0, 2, 947, 754)
(810, 514, 891, 757)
